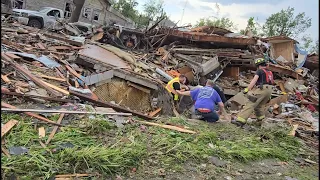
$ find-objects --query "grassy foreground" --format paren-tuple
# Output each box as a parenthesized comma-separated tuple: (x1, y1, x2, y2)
(0, 113, 309, 179)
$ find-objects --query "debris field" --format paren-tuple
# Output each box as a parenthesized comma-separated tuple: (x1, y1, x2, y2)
(1, 18, 319, 179)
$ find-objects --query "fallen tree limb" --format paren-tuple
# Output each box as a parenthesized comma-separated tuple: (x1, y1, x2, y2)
(135, 120, 196, 134)
(1, 102, 63, 126)
(1, 108, 133, 116)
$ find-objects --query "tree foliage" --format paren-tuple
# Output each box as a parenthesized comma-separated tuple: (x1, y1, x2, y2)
(240, 17, 260, 36)
(262, 7, 311, 38)
(112, 0, 167, 28)
(194, 17, 237, 31)
(112, 0, 139, 21)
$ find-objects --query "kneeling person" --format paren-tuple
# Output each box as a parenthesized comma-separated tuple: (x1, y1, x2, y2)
(177, 80, 227, 122)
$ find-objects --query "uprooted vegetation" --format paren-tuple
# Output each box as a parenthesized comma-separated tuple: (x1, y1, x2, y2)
(1, 113, 312, 179)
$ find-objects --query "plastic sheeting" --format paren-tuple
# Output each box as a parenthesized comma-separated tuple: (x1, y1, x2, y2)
(294, 44, 308, 70)
(8, 52, 61, 68)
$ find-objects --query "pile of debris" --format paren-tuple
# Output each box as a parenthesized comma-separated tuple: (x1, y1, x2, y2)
(1, 17, 319, 177)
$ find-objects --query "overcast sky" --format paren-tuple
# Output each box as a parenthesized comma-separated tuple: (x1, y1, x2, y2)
(136, 0, 319, 43)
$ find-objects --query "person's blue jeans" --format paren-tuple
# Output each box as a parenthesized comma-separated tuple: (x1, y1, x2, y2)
(195, 109, 219, 122)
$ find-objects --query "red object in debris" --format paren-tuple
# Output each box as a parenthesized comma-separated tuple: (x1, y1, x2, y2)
(1, 87, 10, 93)
(307, 104, 316, 112)
(295, 91, 304, 101)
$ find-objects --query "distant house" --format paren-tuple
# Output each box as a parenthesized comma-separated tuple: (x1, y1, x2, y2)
(12, 0, 135, 27)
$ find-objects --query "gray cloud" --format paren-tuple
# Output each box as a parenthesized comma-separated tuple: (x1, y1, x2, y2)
(199, 5, 214, 11)
(198, 0, 285, 5)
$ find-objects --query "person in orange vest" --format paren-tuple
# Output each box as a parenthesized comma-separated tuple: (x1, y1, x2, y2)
(166, 74, 189, 103)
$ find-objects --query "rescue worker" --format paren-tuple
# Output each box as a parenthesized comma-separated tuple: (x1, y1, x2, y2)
(176, 80, 228, 122)
(166, 74, 189, 103)
(231, 58, 274, 127)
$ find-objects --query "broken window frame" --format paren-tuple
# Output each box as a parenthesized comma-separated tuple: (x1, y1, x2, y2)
(64, 1, 73, 19)
(92, 9, 100, 22)
(12, 0, 25, 9)
(82, 7, 92, 20)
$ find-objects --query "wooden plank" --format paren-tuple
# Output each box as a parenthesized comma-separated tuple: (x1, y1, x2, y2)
(40, 80, 69, 95)
(36, 43, 46, 50)
(55, 174, 91, 178)
(65, 65, 85, 82)
(5, 53, 22, 60)
(1, 119, 19, 138)
(1, 147, 11, 157)
(39, 74, 66, 82)
(1, 53, 61, 97)
(288, 124, 299, 136)
(1, 102, 63, 126)
(46, 113, 64, 145)
(1, 91, 73, 103)
(1, 74, 11, 83)
(135, 120, 196, 134)
(149, 108, 162, 117)
(38, 127, 45, 138)
(1, 108, 132, 116)
(278, 81, 287, 94)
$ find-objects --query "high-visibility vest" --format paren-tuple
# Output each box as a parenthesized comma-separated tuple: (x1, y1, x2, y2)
(166, 77, 180, 100)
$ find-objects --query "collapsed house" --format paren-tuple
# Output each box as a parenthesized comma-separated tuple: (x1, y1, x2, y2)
(1, 16, 319, 165)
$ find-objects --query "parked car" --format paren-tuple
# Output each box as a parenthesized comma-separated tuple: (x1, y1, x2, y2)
(12, 7, 64, 29)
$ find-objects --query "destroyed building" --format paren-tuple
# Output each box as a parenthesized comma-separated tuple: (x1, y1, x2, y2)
(11, 0, 135, 27)
(1, 15, 318, 179)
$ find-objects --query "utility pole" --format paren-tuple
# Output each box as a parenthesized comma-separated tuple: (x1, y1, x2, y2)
(179, 0, 187, 26)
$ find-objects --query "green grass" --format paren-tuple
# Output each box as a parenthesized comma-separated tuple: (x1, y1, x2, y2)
(1, 113, 306, 179)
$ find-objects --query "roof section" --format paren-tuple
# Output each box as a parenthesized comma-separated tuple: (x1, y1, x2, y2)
(264, 36, 298, 44)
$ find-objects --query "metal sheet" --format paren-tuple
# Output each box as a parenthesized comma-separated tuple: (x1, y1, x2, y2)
(78, 44, 131, 69)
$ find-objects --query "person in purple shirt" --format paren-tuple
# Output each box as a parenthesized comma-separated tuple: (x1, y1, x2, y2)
(176, 80, 228, 122)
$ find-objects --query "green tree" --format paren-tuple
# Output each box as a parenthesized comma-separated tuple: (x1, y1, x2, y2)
(136, 0, 167, 28)
(262, 7, 311, 38)
(112, 0, 139, 21)
(301, 34, 313, 51)
(194, 17, 237, 31)
(240, 17, 260, 36)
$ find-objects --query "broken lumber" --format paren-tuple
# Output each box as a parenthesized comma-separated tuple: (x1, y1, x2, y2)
(1, 53, 61, 97)
(1, 147, 10, 157)
(55, 174, 91, 178)
(40, 80, 70, 95)
(1, 108, 133, 116)
(135, 120, 196, 134)
(1, 91, 74, 103)
(46, 113, 64, 145)
(39, 74, 66, 82)
(38, 127, 45, 138)
(289, 124, 299, 136)
(1, 102, 63, 126)
(149, 108, 162, 117)
(1, 119, 19, 138)
(65, 65, 85, 81)
(69, 90, 154, 120)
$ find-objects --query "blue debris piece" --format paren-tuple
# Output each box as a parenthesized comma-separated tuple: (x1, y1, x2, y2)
(7, 52, 61, 69)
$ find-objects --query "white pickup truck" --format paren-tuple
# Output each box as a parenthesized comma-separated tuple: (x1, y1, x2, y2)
(12, 7, 64, 29)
